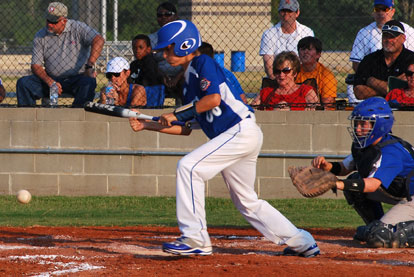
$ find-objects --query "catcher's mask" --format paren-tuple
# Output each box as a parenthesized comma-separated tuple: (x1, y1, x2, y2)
(153, 19, 202, 57)
(348, 97, 394, 148)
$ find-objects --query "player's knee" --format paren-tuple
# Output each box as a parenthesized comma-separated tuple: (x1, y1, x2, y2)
(365, 220, 394, 248)
(391, 220, 414, 248)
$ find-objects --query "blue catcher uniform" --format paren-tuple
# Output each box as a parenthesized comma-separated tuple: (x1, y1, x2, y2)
(342, 97, 414, 248)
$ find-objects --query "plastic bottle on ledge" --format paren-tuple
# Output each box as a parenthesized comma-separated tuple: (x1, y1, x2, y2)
(105, 81, 115, 105)
(50, 82, 59, 107)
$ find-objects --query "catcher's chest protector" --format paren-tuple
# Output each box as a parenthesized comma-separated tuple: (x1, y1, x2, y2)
(351, 136, 414, 200)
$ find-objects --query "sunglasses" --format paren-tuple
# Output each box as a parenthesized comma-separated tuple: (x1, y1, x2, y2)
(274, 67, 292, 75)
(46, 19, 60, 24)
(157, 12, 175, 18)
(106, 72, 121, 79)
(406, 70, 414, 77)
(373, 6, 392, 13)
(382, 24, 404, 34)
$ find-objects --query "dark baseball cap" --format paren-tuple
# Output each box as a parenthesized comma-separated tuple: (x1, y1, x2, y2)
(278, 0, 299, 12)
(382, 20, 405, 37)
(374, 0, 394, 7)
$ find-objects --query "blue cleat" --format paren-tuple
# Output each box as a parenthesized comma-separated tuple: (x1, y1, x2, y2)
(162, 237, 213, 256)
(283, 243, 320, 258)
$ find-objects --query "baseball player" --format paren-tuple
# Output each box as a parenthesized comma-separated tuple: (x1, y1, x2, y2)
(312, 97, 414, 248)
(129, 20, 320, 257)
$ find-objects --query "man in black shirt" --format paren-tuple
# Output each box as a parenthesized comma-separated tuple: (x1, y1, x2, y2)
(354, 20, 414, 99)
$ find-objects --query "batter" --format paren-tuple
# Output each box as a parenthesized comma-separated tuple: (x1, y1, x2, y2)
(129, 19, 319, 257)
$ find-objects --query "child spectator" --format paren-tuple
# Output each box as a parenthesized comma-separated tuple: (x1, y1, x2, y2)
(295, 36, 338, 110)
(129, 34, 165, 107)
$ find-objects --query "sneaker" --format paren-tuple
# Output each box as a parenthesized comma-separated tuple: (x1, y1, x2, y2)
(283, 243, 320, 258)
(162, 237, 213, 256)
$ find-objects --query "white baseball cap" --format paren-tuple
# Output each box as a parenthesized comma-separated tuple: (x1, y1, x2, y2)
(106, 57, 130, 73)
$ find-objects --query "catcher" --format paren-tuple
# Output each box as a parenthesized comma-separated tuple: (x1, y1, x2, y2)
(291, 97, 414, 248)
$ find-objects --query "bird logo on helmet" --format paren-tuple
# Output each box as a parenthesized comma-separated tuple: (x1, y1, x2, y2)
(348, 97, 394, 148)
(153, 20, 202, 57)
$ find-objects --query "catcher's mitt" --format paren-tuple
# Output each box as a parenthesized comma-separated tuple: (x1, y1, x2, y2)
(288, 166, 338, 198)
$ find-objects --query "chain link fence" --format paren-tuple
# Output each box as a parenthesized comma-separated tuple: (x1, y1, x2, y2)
(0, 0, 413, 109)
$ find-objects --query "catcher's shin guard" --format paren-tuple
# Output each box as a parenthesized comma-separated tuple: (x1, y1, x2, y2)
(343, 190, 384, 224)
(391, 221, 414, 248)
(366, 220, 394, 248)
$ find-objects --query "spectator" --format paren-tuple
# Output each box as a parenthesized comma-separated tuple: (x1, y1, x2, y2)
(129, 34, 165, 107)
(295, 36, 337, 110)
(0, 78, 5, 103)
(16, 2, 104, 107)
(259, 0, 314, 80)
(386, 59, 414, 107)
(347, 0, 414, 104)
(100, 57, 146, 107)
(197, 42, 247, 104)
(353, 20, 414, 100)
(252, 51, 318, 110)
(148, 2, 184, 105)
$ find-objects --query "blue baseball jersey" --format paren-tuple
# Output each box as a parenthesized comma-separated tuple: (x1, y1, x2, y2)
(344, 134, 414, 194)
(372, 135, 414, 194)
(184, 54, 253, 139)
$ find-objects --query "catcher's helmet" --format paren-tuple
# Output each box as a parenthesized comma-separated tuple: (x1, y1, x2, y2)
(153, 19, 201, 57)
(348, 97, 394, 148)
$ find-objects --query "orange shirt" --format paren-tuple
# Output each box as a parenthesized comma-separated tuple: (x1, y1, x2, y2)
(295, 62, 337, 99)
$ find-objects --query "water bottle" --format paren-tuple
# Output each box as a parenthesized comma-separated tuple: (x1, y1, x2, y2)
(105, 81, 115, 105)
(49, 82, 59, 107)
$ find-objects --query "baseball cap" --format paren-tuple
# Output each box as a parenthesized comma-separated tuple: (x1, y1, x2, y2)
(106, 57, 130, 73)
(374, 0, 394, 7)
(382, 20, 405, 37)
(278, 0, 300, 12)
(45, 2, 68, 22)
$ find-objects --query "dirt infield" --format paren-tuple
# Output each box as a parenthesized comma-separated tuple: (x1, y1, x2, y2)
(0, 226, 413, 276)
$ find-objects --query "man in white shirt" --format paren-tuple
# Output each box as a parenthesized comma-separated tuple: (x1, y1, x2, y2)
(347, 0, 414, 104)
(259, 0, 314, 80)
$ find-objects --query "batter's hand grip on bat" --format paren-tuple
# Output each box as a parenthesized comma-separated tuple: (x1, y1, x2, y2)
(84, 102, 189, 127)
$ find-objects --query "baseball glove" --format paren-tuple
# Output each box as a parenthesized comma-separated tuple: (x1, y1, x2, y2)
(288, 166, 338, 198)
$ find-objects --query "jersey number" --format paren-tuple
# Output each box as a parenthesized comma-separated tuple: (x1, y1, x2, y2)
(206, 107, 222, 123)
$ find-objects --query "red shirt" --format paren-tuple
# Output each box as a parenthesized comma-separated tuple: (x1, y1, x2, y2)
(386, 88, 414, 105)
(259, 84, 314, 110)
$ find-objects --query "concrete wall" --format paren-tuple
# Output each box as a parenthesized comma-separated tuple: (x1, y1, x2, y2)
(1, 108, 414, 199)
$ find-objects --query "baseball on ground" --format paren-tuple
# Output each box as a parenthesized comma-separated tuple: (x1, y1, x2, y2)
(16, 189, 32, 204)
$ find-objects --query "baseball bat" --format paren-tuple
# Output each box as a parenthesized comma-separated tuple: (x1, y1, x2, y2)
(84, 102, 188, 127)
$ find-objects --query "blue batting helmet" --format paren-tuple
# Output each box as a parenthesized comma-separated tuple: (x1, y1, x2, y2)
(348, 97, 394, 148)
(153, 20, 202, 57)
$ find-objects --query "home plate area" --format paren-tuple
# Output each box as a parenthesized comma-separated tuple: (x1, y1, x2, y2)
(0, 226, 413, 276)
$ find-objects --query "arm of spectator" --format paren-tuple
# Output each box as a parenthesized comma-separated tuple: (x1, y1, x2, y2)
(366, 77, 388, 97)
(85, 34, 105, 78)
(130, 84, 147, 107)
(305, 88, 319, 111)
(352, 62, 359, 73)
(250, 94, 261, 106)
(0, 84, 5, 103)
(354, 84, 380, 99)
(321, 97, 336, 110)
(240, 93, 247, 104)
(263, 55, 275, 80)
(31, 64, 62, 94)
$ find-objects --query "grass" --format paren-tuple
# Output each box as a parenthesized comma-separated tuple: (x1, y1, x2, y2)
(0, 196, 391, 228)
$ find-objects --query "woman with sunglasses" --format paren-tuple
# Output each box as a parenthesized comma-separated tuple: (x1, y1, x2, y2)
(386, 60, 414, 107)
(252, 51, 318, 110)
(100, 57, 146, 107)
